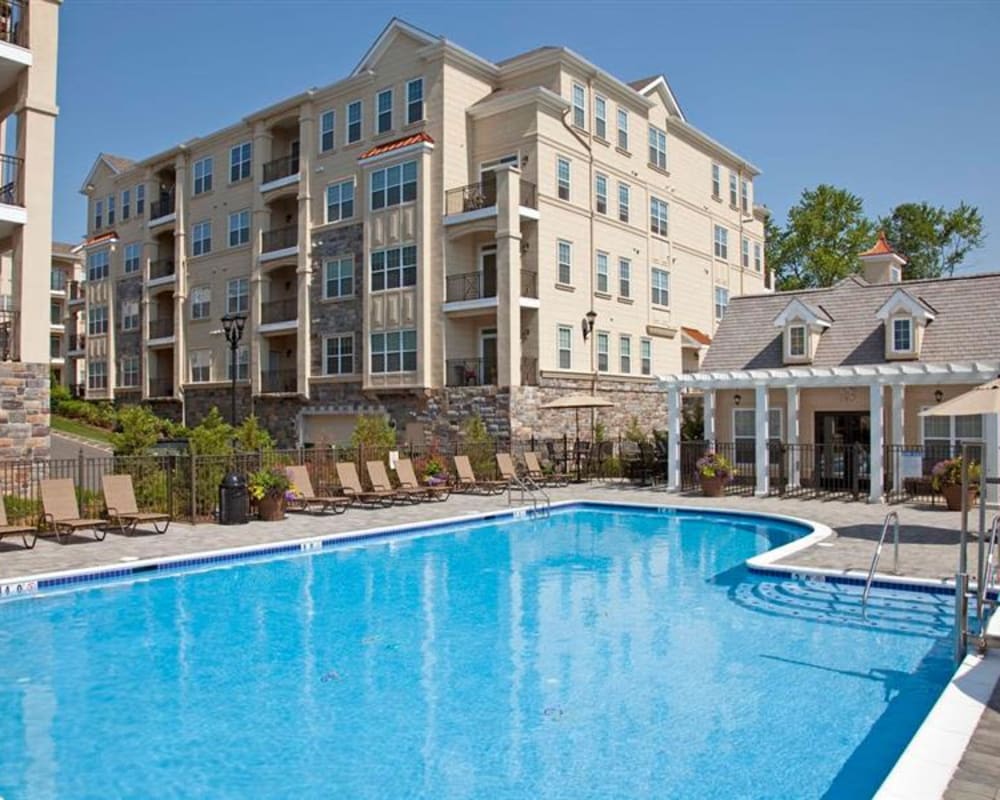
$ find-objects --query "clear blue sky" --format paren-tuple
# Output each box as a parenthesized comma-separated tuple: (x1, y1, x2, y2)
(55, 1, 1000, 272)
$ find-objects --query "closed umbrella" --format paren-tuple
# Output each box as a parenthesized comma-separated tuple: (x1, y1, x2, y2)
(540, 394, 616, 480)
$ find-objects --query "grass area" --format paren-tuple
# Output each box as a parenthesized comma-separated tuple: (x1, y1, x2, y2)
(51, 415, 114, 445)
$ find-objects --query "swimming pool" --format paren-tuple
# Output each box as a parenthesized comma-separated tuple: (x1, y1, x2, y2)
(0, 505, 955, 799)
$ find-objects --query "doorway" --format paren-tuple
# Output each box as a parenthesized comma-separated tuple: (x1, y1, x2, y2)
(814, 411, 870, 491)
(480, 328, 497, 386)
(480, 244, 497, 299)
(479, 153, 518, 206)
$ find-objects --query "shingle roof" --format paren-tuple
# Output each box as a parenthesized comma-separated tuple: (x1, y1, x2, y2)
(627, 75, 660, 91)
(860, 230, 899, 258)
(102, 153, 136, 173)
(358, 132, 433, 161)
(702, 273, 1000, 371)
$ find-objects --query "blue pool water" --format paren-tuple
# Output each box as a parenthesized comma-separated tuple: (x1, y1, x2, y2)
(0, 506, 955, 799)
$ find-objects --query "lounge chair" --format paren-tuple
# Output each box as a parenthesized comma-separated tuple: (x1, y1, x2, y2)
(39, 478, 107, 543)
(0, 498, 37, 549)
(102, 474, 172, 535)
(496, 453, 521, 484)
(524, 451, 568, 487)
(285, 465, 352, 514)
(365, 460, 425, 503)
(335, 462, 396, 507)
(453, 454, 506, 494)
(395, 458, 451, 502)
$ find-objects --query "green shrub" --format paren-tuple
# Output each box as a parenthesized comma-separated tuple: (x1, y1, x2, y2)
(4, 495, 41, 525)
(111, 406, 164, 456)
(235, 414, 275, 452)
(461, 414, 495, 479)
(351, 415, 396, 461)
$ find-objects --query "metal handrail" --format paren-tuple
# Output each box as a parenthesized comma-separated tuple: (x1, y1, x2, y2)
(861, 511, 900, 617)
(506, 471, 550, 517)
(981, 516, 1000, 636)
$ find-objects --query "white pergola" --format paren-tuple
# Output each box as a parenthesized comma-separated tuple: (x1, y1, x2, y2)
(658, 360, 1000, 503)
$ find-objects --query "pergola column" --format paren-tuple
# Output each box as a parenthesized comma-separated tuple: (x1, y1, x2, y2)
(754, 384, 769, 496)
(869, 383, 885, 503)
(667, 386, 681, 491)
(703, 389, 716, 449)
(787, 385, 800, 488)
(890, 384, 905, 493)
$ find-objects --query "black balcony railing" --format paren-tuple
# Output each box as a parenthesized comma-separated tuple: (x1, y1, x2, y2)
(261, 369, 297, 394)
(150, 192, 176, 220)
(0, 308, 17, 361)
(261, 297, 298, 325)
(261, 225, 298, 253)
(149, 258, 175, 280)
(149, 378, 174, 398)
(149, 318, 174, 339)
(68, 281, 85, 302)
(446, 358, 494, 387)
(0, 154, 23, 207)
(262, 154, 300, 184)
(445, 269, 539, 302)
(445, 180, 537, 216)
(67, 334, 85, 353)
(0, 1, 26, 47)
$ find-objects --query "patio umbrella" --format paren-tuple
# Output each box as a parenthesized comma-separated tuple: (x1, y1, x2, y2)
(540, 394, 616, 480)
(918, 378, 1000, 418)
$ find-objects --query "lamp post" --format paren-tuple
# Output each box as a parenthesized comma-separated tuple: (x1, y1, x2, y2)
(581, 309, 598, 476)
(218, 311, 249, 525)
(221, 312, 247, 428)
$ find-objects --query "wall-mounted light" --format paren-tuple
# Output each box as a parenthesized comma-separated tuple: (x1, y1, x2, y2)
(935, 389, 944, 403)
(581, 309, 597, 341)
(734, 393, 742, 406)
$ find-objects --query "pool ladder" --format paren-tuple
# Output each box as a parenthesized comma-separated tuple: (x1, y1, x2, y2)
(861, 511, 900, 619)
(507, 473, 550, 517)
(979, 515, 1000, 643)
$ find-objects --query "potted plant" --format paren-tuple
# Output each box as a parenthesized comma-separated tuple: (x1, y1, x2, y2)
(696, 451, 734, 497)
(423, 454, 447, 486)
(248, 467, 292, 521)
(931, 456, 981, 511)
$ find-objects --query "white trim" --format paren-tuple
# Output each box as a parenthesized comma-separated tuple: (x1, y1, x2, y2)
(260, 245, 299, 264)
(259, 172, 300, 194)
(442, 297, 498, 315)
(772, 297, 830, 329)
(876, 287, 935, 323)
(630, 74, 686, 122)
(350, 18, 439, 77)
(148, 211, 176, 228)
(467, 86, 569, 120)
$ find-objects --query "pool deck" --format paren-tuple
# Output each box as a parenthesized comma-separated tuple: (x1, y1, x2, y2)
(1, 481, 997, 800)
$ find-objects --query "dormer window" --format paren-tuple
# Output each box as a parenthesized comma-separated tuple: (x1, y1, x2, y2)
(789, 325, 806, 357)
(876, 288, 934, 360)
(890, 266, 901, 283)
(892, 317, 912, 353)
(773, 297, 831, 365)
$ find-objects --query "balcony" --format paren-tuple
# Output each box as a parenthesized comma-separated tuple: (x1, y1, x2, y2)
(261, 369, 297, 394)
(149, 258, 176, 281)
(445, 356, 538, 388)
(0, 1, 25, 48)
(444, 180, 537, 220)
(261, 224, 298, 256)
(0, 308, 18, 361)
(444, 270, 538, 302)
(149, 193, 176, 225)
(261, 297, 297, 326)
(149, 318, 175, 340)
(262, 154, 300, 187)
(0, 153, 22, 207)
(50, 272, 67, 293)
(67, 334, 85, 354)
(149, 378, 174, 398)
(68, 281, 85, 304)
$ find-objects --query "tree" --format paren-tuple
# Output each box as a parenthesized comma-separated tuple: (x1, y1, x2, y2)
(350, 414, 396, 456)
(186, 407, 234, 456)
(234, 414, 274, 452)
(878, 202, 984, 280)
(111, 405, 164, 456)
(763, 212, 787, 288)
(774, 185, 874, 290)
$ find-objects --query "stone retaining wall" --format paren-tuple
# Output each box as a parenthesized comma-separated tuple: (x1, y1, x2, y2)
(0, 362, 50, 459)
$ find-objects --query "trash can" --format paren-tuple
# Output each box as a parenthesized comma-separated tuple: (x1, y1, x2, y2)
(218, 470, 248, 525)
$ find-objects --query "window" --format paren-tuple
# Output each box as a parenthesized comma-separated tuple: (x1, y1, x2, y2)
(94, 199, 103, 229)
(729, 172, 738, 207)
(324, 256, 354, 299)
(107, 195, 115, 226)
(789, 325, 806, 357)
(651, 267, 669, 306)
(890, 266, 902, 283)
(376, 89, 393, 134)
(596, 251, 609, 293)
(741, 179, 750, 213)
(370, 329, 417, 373)
(715, 286, 729, 320)
(118, 355, 139, 388)
(923, 413, 983, 464)
(594, 95, 607, 139)
(191, 286, 211, 320)
(734, 408, 783, 465)
(650, 197, 669, 237)
(618, 182, 630, 223)
(88, 360, 108, 390)
(124, 242, 141, 274)
(324, 334, 355, 375)
(557, 325, 572, 369)
(228, 345, 249, 381)
(87, 249, 109, 281)
(121, 300, 139, 331)
(648, 126, 667, 169)
(50, 302, 61, 325)
(711, 164, 721, 198)
(595, 173, 608, 214)
(320, 110, 335, 152)
(121, 188, 131, 221)
(370, 160, 417, 209)
(640, 338, 652, 376)
(190, 350, 211, 383)
(742, 236, 750, 268)
(618, 258, 631, 298)
(347, 100, 362, 143)
(193, 156, 213, 194)
(572, 83, 586, 128)
(370, 245, 417, 291)
(714, 225, 729, 260)
(50, 269, 66, 291)
(406, 78, 424, 124)
(892, 317, 912, 352)
(192, 220, 212, 256)
(754, 242, 763, 272)
(616, 108, 629, 150)
(135, 184, 145, 216)
(557, 157, 571, 201)
(595, 331, 609, 372)
(230, 142, 252, 182)
(227, 277, 249, 314)
(557, 240, 572, 285)
(326, 179, 355, 223)
(620, 335, 632, 373)
(88, 305, 108, 335)
(228, 209, 250, 247)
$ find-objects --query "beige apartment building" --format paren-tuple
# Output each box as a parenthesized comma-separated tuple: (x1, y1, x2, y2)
(0, 0, 61, 458)
(78, 18, 766, 446)
(48, 241, 83, 391)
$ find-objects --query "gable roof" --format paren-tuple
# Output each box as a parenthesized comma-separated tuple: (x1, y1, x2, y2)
(771, 297, 832, 328)
(79, 153, 136, 194)
(627, 74, 686, 122)
(875, 287, 935, 322)
(352, 17, 439, 76)
(702, 273, 1000, 371)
